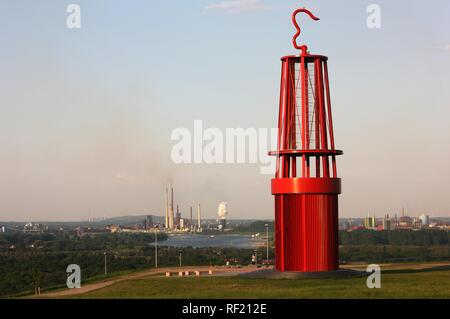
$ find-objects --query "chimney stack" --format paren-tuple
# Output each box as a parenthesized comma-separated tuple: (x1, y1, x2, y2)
(169, 187, 174, 229)
(197, 204, 201, 232)
(165, 188, 169, 228)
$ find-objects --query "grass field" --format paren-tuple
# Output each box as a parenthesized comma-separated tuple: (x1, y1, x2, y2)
(72, 267, 450, 299)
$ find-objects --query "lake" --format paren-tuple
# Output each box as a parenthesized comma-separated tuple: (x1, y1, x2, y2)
(157, 233, 265, 249)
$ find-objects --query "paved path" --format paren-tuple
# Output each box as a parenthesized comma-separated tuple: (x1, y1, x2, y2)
(32, 266, 260, 298)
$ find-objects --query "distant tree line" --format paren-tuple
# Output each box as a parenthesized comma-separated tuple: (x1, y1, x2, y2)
(340, 245, 450, 263)
(234, 222, 450, 247)
(0, 232, 168, 252)
(232, 221, 274, 234)
(339, 229, 450, 246)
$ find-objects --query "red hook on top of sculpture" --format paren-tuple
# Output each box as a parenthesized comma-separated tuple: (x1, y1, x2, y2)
(292, 8, 320, 55)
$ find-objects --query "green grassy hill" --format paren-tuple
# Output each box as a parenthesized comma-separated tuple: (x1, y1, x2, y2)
(70, 268, 450, 299)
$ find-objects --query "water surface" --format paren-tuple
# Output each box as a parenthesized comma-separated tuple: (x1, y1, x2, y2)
(158, 233, 265, 248)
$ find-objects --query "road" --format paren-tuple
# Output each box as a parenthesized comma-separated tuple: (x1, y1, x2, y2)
(33, 266, 259, 298)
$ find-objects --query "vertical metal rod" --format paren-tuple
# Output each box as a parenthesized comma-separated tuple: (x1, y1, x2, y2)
(323, 61, 335, 150)
(286, 61, 296, 177)
(300, 56, 307, 177)
(276, 61, 287, 178)
(282, 60, 290, 178)
(324, 61, 337, 177)
(284, 61, 294, 178)
(314, 59, 321, 177)
(304, 61, 310, 150)
(315, 59, 330, 177)
(304, 61, 311, 177)
(291, 61, 298, 178)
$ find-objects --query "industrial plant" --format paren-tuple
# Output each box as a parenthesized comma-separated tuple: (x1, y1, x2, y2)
(161, 187, 229, 233)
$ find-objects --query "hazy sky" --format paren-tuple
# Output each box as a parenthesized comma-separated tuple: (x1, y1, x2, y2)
(0, 0, 449, 221)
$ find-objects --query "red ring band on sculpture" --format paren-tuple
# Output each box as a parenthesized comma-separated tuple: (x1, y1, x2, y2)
(271, 178, 341, 195)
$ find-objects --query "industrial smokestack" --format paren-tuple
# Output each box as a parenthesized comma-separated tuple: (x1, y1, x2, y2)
(169, 187, 174, 229)
(190, 206, 193, 228)
(165, 188, 169, 228)
(171, 188, 174, 211)
(197, 204, 201, 232)
(176, 204, 180, 228)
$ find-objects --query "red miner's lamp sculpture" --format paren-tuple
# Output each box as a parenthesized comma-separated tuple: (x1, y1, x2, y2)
(270, 8, 343, 272)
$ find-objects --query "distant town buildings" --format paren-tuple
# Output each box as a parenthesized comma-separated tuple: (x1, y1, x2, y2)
(23, 222, 47, 234)
(144, 215, 154, 230)
(338, 211, 450, 232)
(75, 226, 109, 236)
(2, 201, 448, 240)
(419, 214, 430, 227)
(107, 224, 120, 233)
(398, 215, 413, 229)
(364, 214, 376, 230)
(382, 214, 392, 231)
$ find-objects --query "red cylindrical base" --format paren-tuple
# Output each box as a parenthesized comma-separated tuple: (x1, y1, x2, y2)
(275, 194, 339, 272)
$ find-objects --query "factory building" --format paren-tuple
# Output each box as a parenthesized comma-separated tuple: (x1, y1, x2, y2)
(382, 214, 392, 231)
(419, 214, 430, 227)
(364, 214, 377, 229)
(144, 215, 153, 230)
